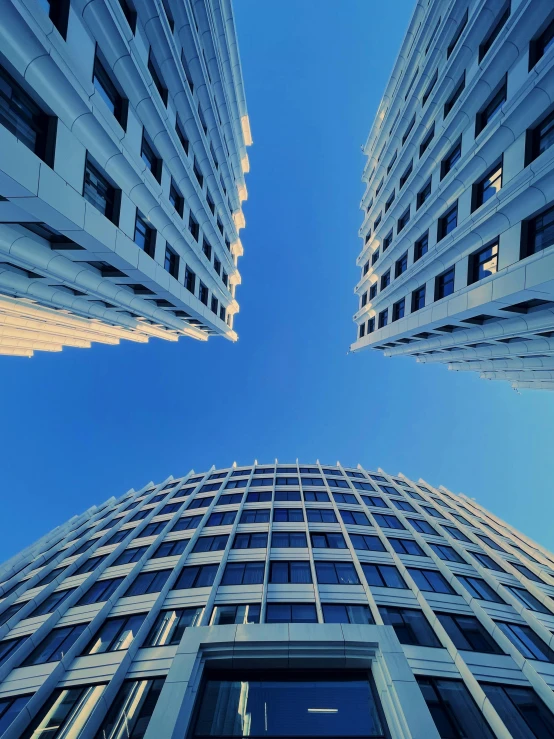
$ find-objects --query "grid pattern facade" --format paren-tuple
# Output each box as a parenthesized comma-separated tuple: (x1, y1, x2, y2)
(0, 0, 251, 356)
(1, 463, 554, 737)
(351, 0, 554, 391)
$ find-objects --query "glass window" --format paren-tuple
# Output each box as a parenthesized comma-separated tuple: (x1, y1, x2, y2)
(523, 204, 554, 258)
(379, 606, 440, 647)
(273, 508, 304, 523)
(442, 525, 470, 542)
(123, 569, 171, 597)
(322, 604, 374, 624)
(145, 607, 203, 645)
(349, 534, 385, 552)
(471, 551, 504, 571)
(436, 613, 502, 653)
(530, 109, 554, 162)
(240, 509, 270, 524)
(23, 624, 87, 665)
(95, 678, 164, 739)
(84, 157, 118, 223)
(408, 568, 454, 594)
(443, 74, 465, 118)
(389, 538, 424, 556)
(192, 535, 228, 553)
(93, 56, 126, 128)
(22, 685, 105, 739)
(362, 563, 406, 589)
(340, 510, 370, 526)
(266, 603, 317, 623)
(0, 65, 51, 162)
(391, 499, 415, 512)
(271, 532, 307, 548)
(269, 561, 312, 584)
(437, 205, 458, 242)
(83, 613, 146, 654)
(173, 564, 219, 590)
(456, 575, 504, 603)
(233, 533, 269, 549)
(362, 495, 388, 509)
(206, 511, 236, 527)
(210, 604, 260, 625)
(476, 81, 507, 135)
(303, 490, 329, 502)
(372, 513, 404, 530)
(467, 241, 499, 286)
(221, 562, 265, 586)
(417, 676, 495, 738)
(482, 683, 554, 739)
(474, 163, 502, 210)
(441, 140, 462, 178)
(30, 587, 77, 616)
(429, 543, 464, 563)
(188, 496, 214, 510)
(306, 509, 337, 523)
(495, 621, 554, 662)
(148, 51, 168, 104)
(310, 533, 347, 549)
(0, 636, 28, 667)
(151, 540, 187, 559)
(172, 515, 201, 532)
(134, 211, 155, 257)
(479, 2, 510, 61)
(192, 673, 385, 737)
(435, 266, 455, 299)
(246, 491, 272, 502)
(505, 586, 552, 614)
(315, 561, 360, 585)
(0, 694, 32, 735)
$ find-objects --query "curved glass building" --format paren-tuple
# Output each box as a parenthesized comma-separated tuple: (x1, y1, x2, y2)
(1, 463, 554, 738)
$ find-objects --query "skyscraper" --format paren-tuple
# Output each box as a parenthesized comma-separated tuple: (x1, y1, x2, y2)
(1, 462, 554, 738)
(0, 0, 251, 356)
(352, 0, 554, 391)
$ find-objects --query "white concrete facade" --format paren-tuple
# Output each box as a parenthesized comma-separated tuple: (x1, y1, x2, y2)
(1, 462, 554, 737)
(351, 0, 554, 391)
(0, 0, 251, 356)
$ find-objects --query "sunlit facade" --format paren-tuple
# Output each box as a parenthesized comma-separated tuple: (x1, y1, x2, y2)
(0, 0, 251, 356)
(352, 0, 554, 391)
(1, 462, 554, 738)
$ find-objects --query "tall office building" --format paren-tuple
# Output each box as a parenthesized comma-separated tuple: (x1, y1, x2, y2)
(352, 0, 554, 391)
(1, 463, 554, 738)
(0, 0, 251, 357)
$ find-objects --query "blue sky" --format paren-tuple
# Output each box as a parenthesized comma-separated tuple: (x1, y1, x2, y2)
(0, 0, 553, 562)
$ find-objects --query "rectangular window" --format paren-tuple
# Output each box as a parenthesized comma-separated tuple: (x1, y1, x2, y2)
(408, 568, 454, 593)
(378, 309, 388, 329)
(20, 686, 106, 739)
(380, 606, 440, 646)
(471, 551, 504, 571)
(169, 180, 184, 217)
(164, 245, 179, 279)
(408, 519, 436, 535)
(192, 535, 229, 553)
(411, 285, 426, 312)
(496, 621, 554, 662)
(306, 508, 337, 524)
(444, 73, 465, 118)
(83, 157, 119, 223)
(476, 79, 507, 135)
(417, 180, 432, 209)
(340, 509, 370, 526)
(441, 140, 462, 179)
(479, 2, 511, 62)
(349, 534, 385, 551)
(221, 562, 265, 586)
(419, 124, 435, 158)
(206, 511, 236, 527)
(521, 203, 554, 258)
(482, 683, 554, 737)
(269, 532, 306, 548)
(184, 266, 196, 294)
(141, 132, 162, 183)
(387, 150, 397, 174)
(402, 115, 415, 145)
(437, 612, 502, 653)
(473, 162, 502, 211)
(417, 677, 495, 739)
(435, 266, 455, 301)
(429, 543, 464, 562)
(310, 532, 347, 549)
(468, 241, 499, 284)
(456, 575, 504, 603)
(384, 190, 395, 213)
(210, 604, 260, 625)
(363, 563, 406, 589)
(269, 561, 312, 584)
(96, 679, 164, 739)
(530, 17, 554, 69)
(273, 508, 304, 522)
(322, 604, 373, 624)
(193, 158, 204, 188)
(315, 561, 360, 585)
(447, 9, 468, 58)
(383, 231, 393, 252)
(437, 203, 458, 242)
(442, 525, 470, 542)
(93, 56, 127, 129)
(395, 252, 408, 278)
(173, 564, 219, 590)
(148, 52, 168, 105)
(389, 538, 424, 556)
(23, 623, 88, 665)
(0, 65, 56, 165)
(505, 585, 551, 614)
(528, 108, 554, 165)
(77, 577, 123, 606)
(199, 282, 208, 305)
(265, 603, 317, 623)
(145, 607, 203, 646)
(123, 569, 171, 597)
(361, 495, 388, 509)
(151, 539, 187, 558)
(392, 298, 405, 322)
(399, 161, 413, 189)
(82, 613, 146, 655)
(372, 513, 404, 530)
(176, 116, 189, 155)
(413, 233, 428, 263)
(391, 499, 415, 512)
(397, 207, 410, 233)
(422, 70, 438, 107)
(117, 0, 136, 33)
(240, 509, 270, 524)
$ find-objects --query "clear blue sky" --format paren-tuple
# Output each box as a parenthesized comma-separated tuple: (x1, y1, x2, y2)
(0, 0, 553, 562)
